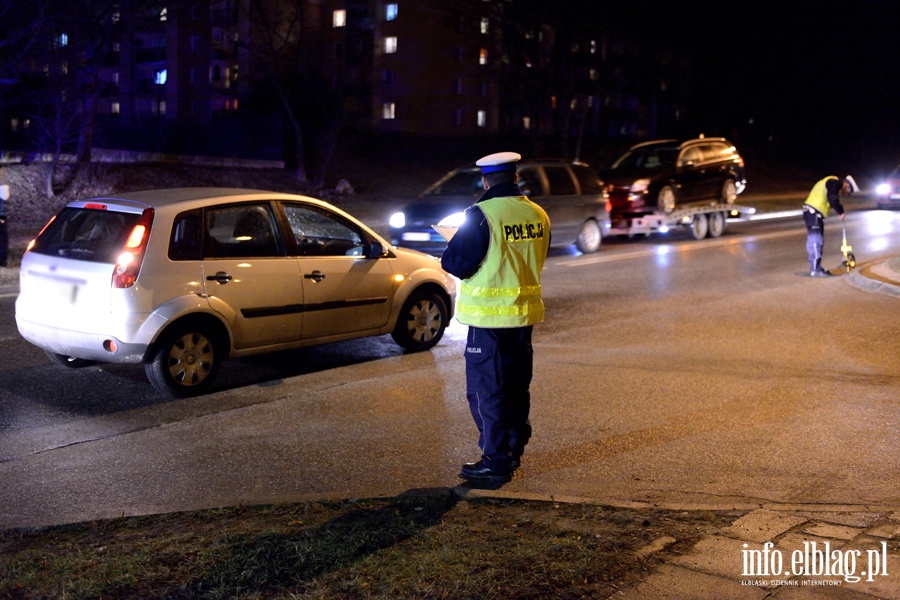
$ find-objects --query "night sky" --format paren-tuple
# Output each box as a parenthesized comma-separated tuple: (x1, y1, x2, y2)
(605, 0, 899, 175)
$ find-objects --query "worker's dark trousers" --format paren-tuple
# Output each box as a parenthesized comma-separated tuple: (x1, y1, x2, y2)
(0, 216, 7, 267)
(803, 208, 825, 272)
(465, 325, 533, 471)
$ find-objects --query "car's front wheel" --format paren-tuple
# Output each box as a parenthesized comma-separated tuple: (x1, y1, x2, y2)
(658, 185, 677, 213)
(145, 322, 223, 397)
(44, 350, 95, 369)
(575, 219, 602, 254)
(391, 289, 448, 352)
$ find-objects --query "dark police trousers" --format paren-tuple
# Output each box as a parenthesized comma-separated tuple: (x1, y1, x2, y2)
(465, 325, 534, 471)
(0, 215, 7, 267)
(803, 206, 825, 271)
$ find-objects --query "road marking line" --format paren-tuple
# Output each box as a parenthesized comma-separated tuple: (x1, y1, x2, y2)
(559, 229, 805, 267)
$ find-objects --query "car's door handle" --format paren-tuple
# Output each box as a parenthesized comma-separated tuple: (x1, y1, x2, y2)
(206, 271, 233, 284)
(304, 270, 326, 282)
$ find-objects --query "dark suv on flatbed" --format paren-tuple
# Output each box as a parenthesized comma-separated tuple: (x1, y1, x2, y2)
(598, 137, 746, 219)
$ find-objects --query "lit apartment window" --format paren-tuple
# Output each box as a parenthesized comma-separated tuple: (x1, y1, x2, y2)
(113, 41, 121, 53)
(477, 110, 486, 127)
(386, 4, 398, 21)
(155, 69, 167, 85)
(56, 33, 68, 47)
(333, 10, 346, 27)
(111, 102, 120, 114)
(60, 61, 68, 75)
(383, 103, 396, 119)
(159, 7, 167, 21)
(112, 10, 120, 23)
(479, 48, 488, 65)
(155, 100, 166, 115)
(384, 36, 397, 54)
(112, 72, 119, 84)
(589, 68, 599, 81)
(522, 116, 531, 130)
(480, 18, 489, 34)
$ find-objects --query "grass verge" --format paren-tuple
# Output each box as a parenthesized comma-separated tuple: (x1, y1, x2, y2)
(1, 493, 736, 599)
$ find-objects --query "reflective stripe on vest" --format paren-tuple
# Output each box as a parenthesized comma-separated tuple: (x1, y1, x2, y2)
(804, 176, 838, 217)
(456, 196, 550, 328)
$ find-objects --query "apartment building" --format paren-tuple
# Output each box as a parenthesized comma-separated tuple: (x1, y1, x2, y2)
(2, 1, 689, 158)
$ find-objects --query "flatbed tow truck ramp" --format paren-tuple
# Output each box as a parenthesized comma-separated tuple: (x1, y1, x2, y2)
(610, 203, 756, 240)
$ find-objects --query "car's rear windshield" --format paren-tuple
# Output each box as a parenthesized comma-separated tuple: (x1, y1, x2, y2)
(30, 207, 141, 263)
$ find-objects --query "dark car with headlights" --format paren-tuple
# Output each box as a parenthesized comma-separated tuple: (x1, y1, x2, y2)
(598, 137, 746, 219)
(389, 159, 610, 255)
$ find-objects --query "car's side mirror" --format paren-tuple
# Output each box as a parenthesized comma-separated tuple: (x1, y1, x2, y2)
(365, 241, 387, 258)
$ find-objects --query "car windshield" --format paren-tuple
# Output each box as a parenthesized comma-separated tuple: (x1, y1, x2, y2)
(611, 147, 678, 170)
(30, 207, 141, 263)
(422, 169, 484, 197)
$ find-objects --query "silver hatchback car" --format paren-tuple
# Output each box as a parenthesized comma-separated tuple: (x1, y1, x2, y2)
(16, 188, 456, 397)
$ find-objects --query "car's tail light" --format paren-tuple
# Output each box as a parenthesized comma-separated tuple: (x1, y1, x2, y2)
(112, 208, 154, 288)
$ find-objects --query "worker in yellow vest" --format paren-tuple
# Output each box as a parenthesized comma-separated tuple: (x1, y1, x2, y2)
(803, 175, 857, 277)
(441, 151, 551, 482)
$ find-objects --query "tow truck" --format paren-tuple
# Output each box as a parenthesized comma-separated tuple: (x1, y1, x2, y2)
(608, 202, 756, 240)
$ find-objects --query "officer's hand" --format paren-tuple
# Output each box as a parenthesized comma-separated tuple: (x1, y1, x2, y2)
(840, 213, 846, 221)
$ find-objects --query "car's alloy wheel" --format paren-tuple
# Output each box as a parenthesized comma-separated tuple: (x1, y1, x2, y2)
(391, 290, 448, 352)
(146, 325, 222, 397)
(708, 211, 726, 238)
(575, 219, 602, 254)
(721, 179, 737, 204)
(658, 185, 677, 213)
(44, 350, 95, 368)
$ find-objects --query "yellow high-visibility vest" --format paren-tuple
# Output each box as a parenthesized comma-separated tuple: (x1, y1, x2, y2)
(804, 176, 839, 217)
(456, 195, 551, 328)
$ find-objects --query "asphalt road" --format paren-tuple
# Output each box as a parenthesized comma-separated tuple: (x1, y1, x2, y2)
(1, 207, 898, 529)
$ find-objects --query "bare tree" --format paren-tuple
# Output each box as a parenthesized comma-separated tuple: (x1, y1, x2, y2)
(242, 0, 338, 184)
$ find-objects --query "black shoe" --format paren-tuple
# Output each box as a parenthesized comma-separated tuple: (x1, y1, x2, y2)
(459, 460, 511, 481)
(511, 456, 521, 470)
(810, 268, 832, 277)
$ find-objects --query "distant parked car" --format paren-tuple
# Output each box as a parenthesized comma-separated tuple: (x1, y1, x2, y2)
(876, 164, 900, 209)
(598, 137, 747, 218)
(389, 159, 610, 255)
(16, 189, 456, 397)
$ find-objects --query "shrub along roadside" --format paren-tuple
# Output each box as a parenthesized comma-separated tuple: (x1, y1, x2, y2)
(0, 493, 736, 599)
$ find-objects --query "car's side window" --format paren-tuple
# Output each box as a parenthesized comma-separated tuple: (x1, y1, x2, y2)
(205, 204, 281, 258)
(169, 209, 202, 261)
(543, 166, 577, 196)
(680, 147, 702, 166)
(571, 164, 605, 195)
(518, 168, 546, 197)
(282, 204, 364, 256)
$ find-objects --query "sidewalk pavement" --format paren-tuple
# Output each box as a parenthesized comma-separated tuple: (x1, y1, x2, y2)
(454, 496, 900, 599)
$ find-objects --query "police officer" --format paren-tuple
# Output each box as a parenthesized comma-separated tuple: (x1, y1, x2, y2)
(0, 166, 9, 268)
(441, 152, 551, 482)
(803, 174, 857, 277)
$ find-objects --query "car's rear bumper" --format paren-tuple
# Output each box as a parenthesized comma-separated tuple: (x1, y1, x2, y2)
(16, 317, 148, 363)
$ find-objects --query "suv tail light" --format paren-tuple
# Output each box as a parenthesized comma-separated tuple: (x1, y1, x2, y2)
(112, 208, 155, 288)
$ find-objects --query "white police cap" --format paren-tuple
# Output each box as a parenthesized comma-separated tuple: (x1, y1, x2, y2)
(476, 151, 521, 174)
(844, 175, 859, 193)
